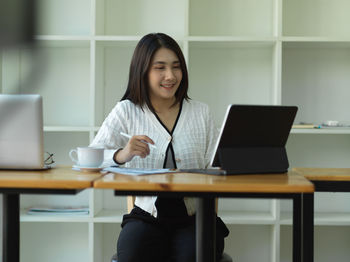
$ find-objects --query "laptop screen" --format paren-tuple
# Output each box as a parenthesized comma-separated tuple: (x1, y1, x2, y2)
(0, 94, 44, 169)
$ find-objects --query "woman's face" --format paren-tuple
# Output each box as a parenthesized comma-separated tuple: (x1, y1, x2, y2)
(148, 47, 183, 104)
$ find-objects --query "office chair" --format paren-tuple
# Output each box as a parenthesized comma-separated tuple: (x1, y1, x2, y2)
(110, 197, 233, 262)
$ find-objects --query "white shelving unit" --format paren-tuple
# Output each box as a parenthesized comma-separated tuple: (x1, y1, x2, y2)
(1, 0, 350, 261)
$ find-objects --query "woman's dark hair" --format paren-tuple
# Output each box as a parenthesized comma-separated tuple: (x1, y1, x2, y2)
(121, 33, 189, 112)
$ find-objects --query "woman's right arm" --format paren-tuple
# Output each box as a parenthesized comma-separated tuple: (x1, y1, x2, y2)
(89, 103, 128, 165)
(91, 102, 155, 165)
(114, 135, 155, 163)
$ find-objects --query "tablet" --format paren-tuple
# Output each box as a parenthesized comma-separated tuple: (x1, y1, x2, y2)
(210, 104, 298, 174)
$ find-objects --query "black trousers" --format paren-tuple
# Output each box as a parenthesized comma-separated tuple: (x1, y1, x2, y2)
(116, 217, 227, 262)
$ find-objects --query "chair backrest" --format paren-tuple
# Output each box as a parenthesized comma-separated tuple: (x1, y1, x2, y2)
(127, 196, 135, 213)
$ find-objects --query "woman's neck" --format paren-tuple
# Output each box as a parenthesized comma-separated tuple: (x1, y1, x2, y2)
(151, 97, 177, 113)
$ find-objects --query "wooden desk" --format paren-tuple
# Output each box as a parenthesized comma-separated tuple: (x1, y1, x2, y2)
(0, 167, 103, 262)
(293, 168, 350, 191)
(292, 168, 350, 261)
(94, 171, 314, 262)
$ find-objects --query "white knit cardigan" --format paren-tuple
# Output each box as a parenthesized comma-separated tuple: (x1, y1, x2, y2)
(90, 99, 219, 217)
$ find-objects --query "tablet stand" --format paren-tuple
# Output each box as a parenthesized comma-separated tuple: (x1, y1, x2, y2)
(218, 147, 289, 174)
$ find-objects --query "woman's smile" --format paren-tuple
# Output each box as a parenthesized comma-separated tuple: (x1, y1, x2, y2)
(160, 83, 176, 90)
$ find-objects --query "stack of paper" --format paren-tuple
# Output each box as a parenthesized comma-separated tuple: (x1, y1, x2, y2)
(104, 166, 174, 176)
(27, 206, 89, 215)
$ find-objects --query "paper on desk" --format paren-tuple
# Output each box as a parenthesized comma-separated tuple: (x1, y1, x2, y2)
(104, 166, 175, 176)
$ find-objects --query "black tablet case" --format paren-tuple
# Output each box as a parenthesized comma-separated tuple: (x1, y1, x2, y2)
(212, 105, 298, 174)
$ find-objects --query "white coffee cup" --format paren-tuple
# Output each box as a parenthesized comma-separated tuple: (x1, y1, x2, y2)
(69, 147, 104, 167)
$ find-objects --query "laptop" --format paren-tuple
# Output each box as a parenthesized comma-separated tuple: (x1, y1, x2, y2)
(0, 94, 46, 170)
(210, 104, 298, 175)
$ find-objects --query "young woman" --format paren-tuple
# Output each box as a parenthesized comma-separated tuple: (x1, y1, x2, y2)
(90, 33, 229, 262)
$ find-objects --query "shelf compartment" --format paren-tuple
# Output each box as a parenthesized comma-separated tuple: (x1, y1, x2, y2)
(1, 46, 91, 126)
(36, 0, 90, 36)
(188, 41, 274, 126)
(92, 189, 127, 218)
(93, 209, 125, 223)
(189, 0, 274, 37)
(219, 211, 276, 225)
(314, 192, 350, 213)
(35, 36, 91, 48)
(225, 225, 273, 262)
(188, 39, 276, 48)
(93, 223, 122, 262)
(187, 36, 276, 43)
(218, 198, 275, 225)
(281, 225, 350, 262)
(20, 186, 90, 213)
(94, 36, 142, 42)
(21, 222, 89, 262)
(287, 134, 350, 169)
(43, 132, 90, 165)
(283, 0, 350, 37)
(282, 37, 350, 44)
(44, 126, 93, 132)
(95, 0, 187, 37)
(280, 212, 350, 226)
(94, 41, 138, 126)
(282, 43, 350, 124)
(281, 192, 350, 225)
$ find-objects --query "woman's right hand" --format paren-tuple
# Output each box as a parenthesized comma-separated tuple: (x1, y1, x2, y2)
(114, 135, 155, 164)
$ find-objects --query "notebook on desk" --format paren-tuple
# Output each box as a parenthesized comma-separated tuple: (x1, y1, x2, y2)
(0, 94, 47, 170)
(210, 104, 298, 175)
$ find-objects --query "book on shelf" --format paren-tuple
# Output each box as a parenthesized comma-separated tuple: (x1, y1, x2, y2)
(293, 121, 350, 129)
(292, 124, 320, 129)
(320, 121, 350, 129)
(27, 206, 89, 215)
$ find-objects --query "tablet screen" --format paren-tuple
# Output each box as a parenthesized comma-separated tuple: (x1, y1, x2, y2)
(210, 104, 298, 168)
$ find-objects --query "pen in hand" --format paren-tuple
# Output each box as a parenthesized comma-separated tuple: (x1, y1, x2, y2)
(120, 132, 157, 149)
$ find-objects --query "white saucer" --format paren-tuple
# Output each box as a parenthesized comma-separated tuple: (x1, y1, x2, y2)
(72, 165, 103, 172)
